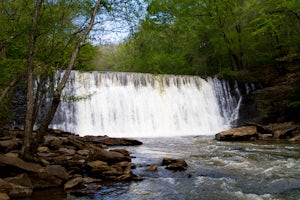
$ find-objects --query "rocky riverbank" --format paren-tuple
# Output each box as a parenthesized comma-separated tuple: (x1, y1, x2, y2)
(215, 122, 300, 141)
(0, 129, 144, 199)
(0, 129, 189, 199)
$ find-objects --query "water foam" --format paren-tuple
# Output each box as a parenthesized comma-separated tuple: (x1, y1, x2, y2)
(50, 71, 242, 137)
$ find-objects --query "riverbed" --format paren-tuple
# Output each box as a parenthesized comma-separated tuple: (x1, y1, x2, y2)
(32, 136, 300, 200)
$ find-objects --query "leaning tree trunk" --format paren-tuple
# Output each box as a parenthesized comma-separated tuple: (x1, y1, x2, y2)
(21, 0, 44, 160)
(31, 0, 102, 153)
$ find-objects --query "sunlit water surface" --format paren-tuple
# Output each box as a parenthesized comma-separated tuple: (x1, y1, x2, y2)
(32, 136, 300, 200)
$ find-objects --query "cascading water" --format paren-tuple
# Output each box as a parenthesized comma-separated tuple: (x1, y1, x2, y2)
(50, 71, 242, 137)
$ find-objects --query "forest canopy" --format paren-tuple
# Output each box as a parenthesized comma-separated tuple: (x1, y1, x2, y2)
(94, 0, 300, 77)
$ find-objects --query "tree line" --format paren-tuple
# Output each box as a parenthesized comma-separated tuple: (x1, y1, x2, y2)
(96, 0, 299, 78)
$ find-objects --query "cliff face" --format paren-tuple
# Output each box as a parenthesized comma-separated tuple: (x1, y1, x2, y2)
(238, 68, 300, 125)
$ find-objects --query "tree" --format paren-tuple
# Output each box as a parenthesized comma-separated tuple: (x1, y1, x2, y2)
(117, 0, 300, 76)
(21, 0, 103, 160)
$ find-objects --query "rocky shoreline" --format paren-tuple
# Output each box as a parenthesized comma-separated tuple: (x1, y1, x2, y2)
(0, 121, 299, 199)
(215, 122, 300, 142)
(0, 129, 188, 199)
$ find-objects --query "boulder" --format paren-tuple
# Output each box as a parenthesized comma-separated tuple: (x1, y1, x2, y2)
(87, 149, 128, 165)
(0, 192, 10, 200)
(162, 158, 188, 171)
(37, 146, 50, 153)
(58, 147, 76, 156)
(64, 177, 83, 190)
(0, 155, 44, 173)
(86, 160, 133, 181)
(147, 165, 158, 171)
(3, 174, 32, 188)
(0, 139, 22, 153)
(0, 179, 32, 198)
(45, 165, 69, 180)
(28, 172, 62, 189)
(83, 135, 142, 146)
(77, 150, 90, 156)
(215, 126, 258, 141)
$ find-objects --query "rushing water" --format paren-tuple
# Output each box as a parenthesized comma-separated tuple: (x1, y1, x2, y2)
(43, 136, 299, 200)
(34, 71, 299, 199)
(50, 71, 243, 137)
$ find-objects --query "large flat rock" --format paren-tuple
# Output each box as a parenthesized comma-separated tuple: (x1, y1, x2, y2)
(215, 126, 258, 141)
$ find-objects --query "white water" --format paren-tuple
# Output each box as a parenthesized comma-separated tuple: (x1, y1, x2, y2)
(50, 71, 242, 137)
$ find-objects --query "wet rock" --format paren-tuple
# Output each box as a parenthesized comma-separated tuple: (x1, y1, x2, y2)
(29, 172, 63, 189)
(87, 149, 128, 165)
(45, 165, 69, 180)
(147, 165, 158, 171)
(64, 177, 83, 190)
(162, 158, 188, 171)
(83, 135, 142, 146)
(69, 183, 101, 197)
(86, 160, 133, 181)
(0, 179, 32, 198)
(109, 149, 131, 157)
(215, 126, 258, 141)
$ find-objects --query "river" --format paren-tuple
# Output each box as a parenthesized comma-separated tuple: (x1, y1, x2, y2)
(30, 136, 300, 200)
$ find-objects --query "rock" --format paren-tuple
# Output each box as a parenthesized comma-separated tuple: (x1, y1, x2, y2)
(45, 165, 69, 180)
(0, 155, 44, 173)
(4, 152, 19, 158)
(64, 177, 83, 190)
(37, 146, 49, 153)
(87, 149, 128, 165)
(86, 160, 109, 169)
(86, 160, 111, 177)
(3, 174, 32, 188)
(109, 149, 131, 157)
(0, 179, 32, 198)
(82, 177, 102, 184)
(0, 139, 22, 153)
(77, 150, 90, 156)
(162, 158, 188, 171)
(29, 172, 63, 189)
(86, 160, 133, 181)
(49, 139, 64, 149)
(147, 165, 158, 171)
(0, 192, 10, 200)
(58, 147, 76, 156)
(215, 126, 258, 141)
(288, 135, 300, 141)
(83, 135, 142, 146)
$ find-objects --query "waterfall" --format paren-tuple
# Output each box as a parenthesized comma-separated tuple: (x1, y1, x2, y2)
(50, 71, 242, 137)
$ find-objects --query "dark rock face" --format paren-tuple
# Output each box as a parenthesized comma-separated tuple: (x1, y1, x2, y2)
(238, 71, 300, 124)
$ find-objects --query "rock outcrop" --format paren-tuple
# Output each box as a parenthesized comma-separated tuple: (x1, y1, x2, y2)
(215, 122, 300, 141)
(0, 129, 143, 199)
(162, 158, 188, 171)
(215, 126, 258, 141)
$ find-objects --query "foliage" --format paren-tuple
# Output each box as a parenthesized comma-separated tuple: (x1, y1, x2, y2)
(113, 0, 300, 77)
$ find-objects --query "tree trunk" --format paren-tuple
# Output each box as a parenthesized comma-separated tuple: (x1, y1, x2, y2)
(31, 0, 102, 152)
(0, 77, 18, 103)
(21, 0, 44, 160)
